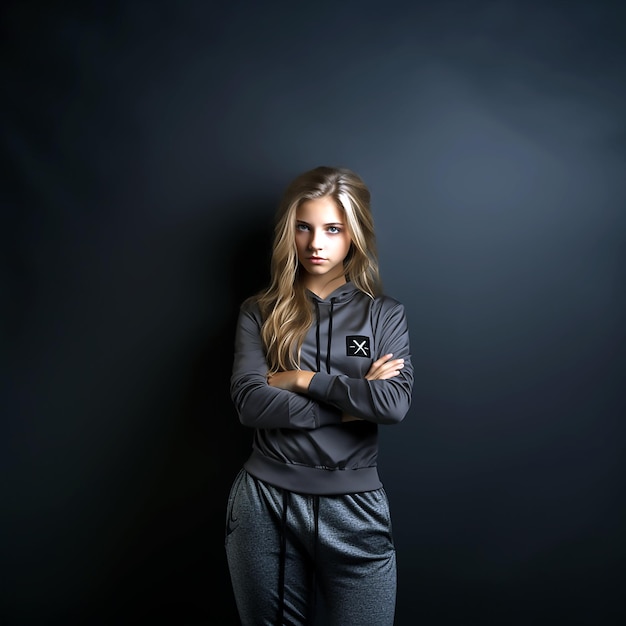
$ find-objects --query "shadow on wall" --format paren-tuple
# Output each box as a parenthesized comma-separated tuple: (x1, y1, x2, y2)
(95, 207, 274, 625)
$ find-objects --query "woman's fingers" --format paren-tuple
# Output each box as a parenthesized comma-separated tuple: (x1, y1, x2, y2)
(367, 363, 404, 380)
(365, 353, 405, 380)
(370, 353, 394, 369)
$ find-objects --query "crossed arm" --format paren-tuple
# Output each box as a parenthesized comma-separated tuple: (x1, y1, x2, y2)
(266, 353, 405, 422)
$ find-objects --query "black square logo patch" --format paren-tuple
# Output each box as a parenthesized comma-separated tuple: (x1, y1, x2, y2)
(346, 335, 370, 357)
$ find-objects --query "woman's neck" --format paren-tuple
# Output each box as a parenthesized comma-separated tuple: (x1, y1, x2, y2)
(303, 275, 347, 299)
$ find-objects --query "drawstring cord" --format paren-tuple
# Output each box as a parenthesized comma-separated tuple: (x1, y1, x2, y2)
(278, 491, 320, 625)
(315, 297, 336, 374)
(278, 489, 289, 624)
(314, 301, 321, 373)
(326, 298, 335, 374)
(307, 495, 320, 626)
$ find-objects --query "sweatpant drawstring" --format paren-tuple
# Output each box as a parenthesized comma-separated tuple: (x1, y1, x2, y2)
(308, 495, 320, 626)
(278, 489, 290, 624)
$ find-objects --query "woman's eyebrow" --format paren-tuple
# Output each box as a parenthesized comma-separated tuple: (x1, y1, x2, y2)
(296, 220, 344, 226)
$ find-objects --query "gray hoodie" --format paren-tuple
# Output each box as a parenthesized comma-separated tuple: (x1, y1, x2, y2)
(230, 281, 414, 495)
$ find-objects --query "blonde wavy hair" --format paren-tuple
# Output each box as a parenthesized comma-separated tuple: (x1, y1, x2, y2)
(256, 165, 382, 374)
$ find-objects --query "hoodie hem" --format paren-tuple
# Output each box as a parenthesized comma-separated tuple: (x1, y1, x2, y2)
(244, 449, 382, 495)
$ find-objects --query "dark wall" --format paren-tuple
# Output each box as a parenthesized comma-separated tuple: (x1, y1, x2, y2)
(3, 1, 625, 624)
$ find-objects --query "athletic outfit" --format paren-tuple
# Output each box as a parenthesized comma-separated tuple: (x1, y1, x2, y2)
(226, 281, 414, 625)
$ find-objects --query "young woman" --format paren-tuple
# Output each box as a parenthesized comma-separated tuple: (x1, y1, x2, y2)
(225, 166, 414, 625)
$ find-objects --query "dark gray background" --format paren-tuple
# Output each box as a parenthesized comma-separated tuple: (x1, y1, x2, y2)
(2, 1, 625, 624)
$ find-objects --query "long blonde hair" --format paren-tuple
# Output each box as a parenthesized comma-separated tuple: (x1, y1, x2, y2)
(256, 166, 382, 374)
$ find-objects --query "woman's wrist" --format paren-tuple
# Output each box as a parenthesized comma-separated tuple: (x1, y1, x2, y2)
(298, 370, 315, 392)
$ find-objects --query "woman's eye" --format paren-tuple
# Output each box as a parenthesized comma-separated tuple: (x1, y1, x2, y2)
(296, 223, 309, 232)
(328, 226, 341, 234)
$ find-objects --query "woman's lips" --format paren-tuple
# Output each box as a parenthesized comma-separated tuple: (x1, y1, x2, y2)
(308, 257, 326, 264)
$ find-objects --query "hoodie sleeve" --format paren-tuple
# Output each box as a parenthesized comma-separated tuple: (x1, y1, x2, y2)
(307, 299, 414, 425)
(230, 300, 342, 429)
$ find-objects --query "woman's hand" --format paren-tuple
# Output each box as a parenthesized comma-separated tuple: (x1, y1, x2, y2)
(365, 353, 404, 380)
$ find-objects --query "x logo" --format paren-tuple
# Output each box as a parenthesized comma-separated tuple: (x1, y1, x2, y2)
(352, 339, 368, 355)
(346, 335, 370, 357)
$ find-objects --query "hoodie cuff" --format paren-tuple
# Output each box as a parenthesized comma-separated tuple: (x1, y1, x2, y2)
(309, 372, 334, 403)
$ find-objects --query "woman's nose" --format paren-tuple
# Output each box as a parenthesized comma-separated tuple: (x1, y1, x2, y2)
(308, 230, 323, 250)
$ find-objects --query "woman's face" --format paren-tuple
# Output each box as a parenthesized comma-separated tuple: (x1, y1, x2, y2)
(295, 196, 352, 288)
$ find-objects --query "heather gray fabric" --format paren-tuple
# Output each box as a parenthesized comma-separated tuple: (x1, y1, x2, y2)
(230, 282, 414, 495)
(225, 469, 397, 626)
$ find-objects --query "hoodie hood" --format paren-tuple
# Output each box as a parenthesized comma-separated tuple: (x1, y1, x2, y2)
(306, 280, 362, 305)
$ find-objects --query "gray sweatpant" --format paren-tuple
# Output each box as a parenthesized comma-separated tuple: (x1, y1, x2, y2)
(225, 469, 397, 626)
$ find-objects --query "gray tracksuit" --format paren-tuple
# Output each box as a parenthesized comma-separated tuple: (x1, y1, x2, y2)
(226, 282, 414, 625)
